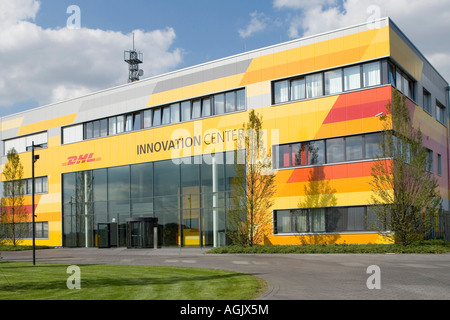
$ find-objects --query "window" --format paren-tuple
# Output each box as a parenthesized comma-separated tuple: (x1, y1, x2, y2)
(225, 91, 236, 113)
(436, 100, 446, 124)
(133, 113, 141, 131)
(426, 149, 433, 173)
(3, 221, 49, 239)
(306, 73, 323, 98)
(236, 89, 246, 110)
(170, 103, 180, 123)
(202, 98, 211, 117)
(291, 78, 306, 100)
(62, 124, 83, 144)
(274, 133, 381, 169)
(4, 132, 48, 154)
(162, 106, 171, 125)
(274, 206, 380, 234)
(324, 70, 342, 95)
(344, 65, 361, 91)
(85, 122, 93, 139)
(437, 153, 442, 176)
(274, 80, 289, 104)
(181, 101, 191, 121)
(364, 133, 381, 159)
(125, 114, 133, 132)
(192, 100, 201, 119)
(345, 135, 363, 161)
(390, 64, 415, 100)
(117, 115, 125, 133)
(143, 110, 152, 128)
(152, 108, 161, 126)
(363, 61, 381, 87)
(326, 138, 345, 163)
(423, 89, 432, 114)
(109, 116, 117, 134)
(213, 94, 225, 115)
(277, 144, 294, 168)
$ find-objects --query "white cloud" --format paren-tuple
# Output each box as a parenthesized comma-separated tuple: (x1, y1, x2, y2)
(0, 0, 183, 112)
(239, 11, 269, 38)
(274, 0, 450, 83)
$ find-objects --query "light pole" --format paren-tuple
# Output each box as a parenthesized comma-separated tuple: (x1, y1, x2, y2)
(31, 141, 42, 265)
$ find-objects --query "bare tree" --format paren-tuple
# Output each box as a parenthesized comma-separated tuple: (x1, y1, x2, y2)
(369, 90, 441, 246)
(1, 148, 29, 246)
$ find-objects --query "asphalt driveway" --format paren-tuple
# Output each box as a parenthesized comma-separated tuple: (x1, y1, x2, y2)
(2, 247, 450, 300)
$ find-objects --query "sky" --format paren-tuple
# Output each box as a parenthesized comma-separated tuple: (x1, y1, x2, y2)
(1, 0, 449, 118)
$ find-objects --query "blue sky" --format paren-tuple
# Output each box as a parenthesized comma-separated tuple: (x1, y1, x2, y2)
(0, 0, 449, 118)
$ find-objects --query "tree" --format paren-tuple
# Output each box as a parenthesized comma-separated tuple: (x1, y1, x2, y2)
(0, 148, 29, 246)
(227, 110, 277, 246)
(369, 89, 441, 246)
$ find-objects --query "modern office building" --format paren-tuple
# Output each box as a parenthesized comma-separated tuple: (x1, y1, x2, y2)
(1, 17, 448, 248)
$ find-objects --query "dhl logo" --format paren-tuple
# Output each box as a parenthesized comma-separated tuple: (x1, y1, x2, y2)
(62, 153, 101, 166)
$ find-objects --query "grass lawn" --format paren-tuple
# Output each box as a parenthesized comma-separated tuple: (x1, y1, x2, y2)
(0, 262, 265, 300)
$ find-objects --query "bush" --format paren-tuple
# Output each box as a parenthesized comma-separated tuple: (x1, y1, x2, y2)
(207, 240, 450, 254)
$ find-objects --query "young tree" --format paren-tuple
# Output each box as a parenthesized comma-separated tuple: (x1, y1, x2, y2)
(227, 110, 277, 246)
(369, 90, 441, 246)
(1, 148, 29, 246)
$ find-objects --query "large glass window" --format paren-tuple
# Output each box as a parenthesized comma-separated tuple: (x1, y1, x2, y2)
(143, 110, 152, 128)
(117, 115, 125, 133)
(363, 61, 381, 87)
(192, 100, 201, 119)
(290, 78, 306, 100)
(325, 70, 342, 95)
(133, 113, 141, 131)
(364, 133, 381, 159)
(109, 117, 117, 135)
(326, 138, 345, 163)
(236, 89, 246, 111)
(423, 89, 432, 114)
(152, 108, 161, 126)
(225, 91, 236, 113)
(85, 122, 93, 139)
(306, 73, 323, 98)
(62, 125, 83, 144)
(181, 101, 191, 121)
(162, 106, 171, 125)
(125, 114, 133, 132)
(202, 98, 211, 117)
(344, 65, 361, 91)
(214, 94, 225, 115)
(131, 163, 153, 215)
(274, 80, 289, 104)
(345, 135, 363, 161)
(275, 206, 380, 234)
(108, 166, 130, 201)
(170, 103, 180, 123)
(436, 100, 446, 124)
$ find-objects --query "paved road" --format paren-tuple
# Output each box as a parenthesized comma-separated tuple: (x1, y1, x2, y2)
(2, 247, 450, 300)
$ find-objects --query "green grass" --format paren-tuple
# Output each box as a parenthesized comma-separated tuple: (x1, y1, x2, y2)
(0, 262, 265, 300)
(207, 239, 450, 254)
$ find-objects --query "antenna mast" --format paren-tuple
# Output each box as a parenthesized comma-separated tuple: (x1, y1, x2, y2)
(124, 33, 144, 83)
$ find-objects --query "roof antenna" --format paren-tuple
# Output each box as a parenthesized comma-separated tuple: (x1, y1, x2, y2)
(124, 32, 144, 83)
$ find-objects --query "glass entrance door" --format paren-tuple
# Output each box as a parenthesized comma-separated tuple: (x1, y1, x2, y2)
(97, 222, 118, 248)
(126, 217, 158, 248)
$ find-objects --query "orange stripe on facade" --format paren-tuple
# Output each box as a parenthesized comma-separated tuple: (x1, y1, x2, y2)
(286, 161, 379, 184)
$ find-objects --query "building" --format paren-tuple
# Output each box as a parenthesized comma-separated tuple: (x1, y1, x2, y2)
(1, 17, 448, 248)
